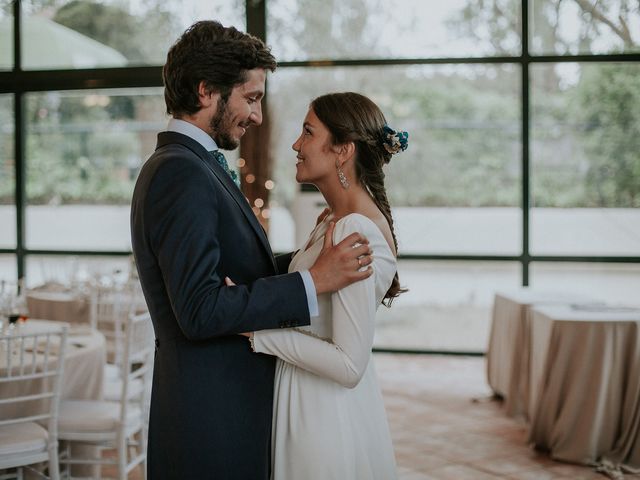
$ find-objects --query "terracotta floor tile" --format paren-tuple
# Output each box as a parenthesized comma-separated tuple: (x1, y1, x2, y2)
(428, 463, 504, 479)
(505, 468, 566, 480)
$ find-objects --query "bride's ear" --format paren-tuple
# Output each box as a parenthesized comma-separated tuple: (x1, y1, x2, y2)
(335, 141, 355, 163)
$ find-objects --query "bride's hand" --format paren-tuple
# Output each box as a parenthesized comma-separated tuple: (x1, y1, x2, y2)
(225, 277, 252, 338)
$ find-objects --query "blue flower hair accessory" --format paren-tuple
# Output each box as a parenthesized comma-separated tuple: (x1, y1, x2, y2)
(382, 125, 409, 155)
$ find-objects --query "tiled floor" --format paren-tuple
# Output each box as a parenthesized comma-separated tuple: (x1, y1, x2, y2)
(376, 353, 639, 480)
(107, 353, 639, 479)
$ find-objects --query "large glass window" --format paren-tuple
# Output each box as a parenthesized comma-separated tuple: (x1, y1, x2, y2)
(531, 62, 640, 256)
(268, 0, 521, 61)
(3, 0, 638, 353)
(18, 1, 245, 70)
(0, 95, 15, 249)
(268, 65, 522, 255)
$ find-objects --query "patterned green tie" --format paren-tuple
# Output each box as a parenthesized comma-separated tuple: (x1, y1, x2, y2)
(210, 150, 240, 187)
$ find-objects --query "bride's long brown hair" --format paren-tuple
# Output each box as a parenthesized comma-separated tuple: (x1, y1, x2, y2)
(310, 92, 407, 306)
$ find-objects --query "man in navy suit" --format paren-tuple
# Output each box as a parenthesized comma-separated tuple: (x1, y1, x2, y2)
(130, 21, 373, 479)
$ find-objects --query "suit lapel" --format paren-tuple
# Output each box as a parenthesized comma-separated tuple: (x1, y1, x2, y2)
(156, 132, 277, 271)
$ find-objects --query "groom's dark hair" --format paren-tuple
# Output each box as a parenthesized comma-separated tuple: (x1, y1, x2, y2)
(163, 20, 277, 117)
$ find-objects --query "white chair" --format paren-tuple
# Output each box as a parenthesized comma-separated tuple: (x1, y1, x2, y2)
(0, 324, 68, 480)
(57, 312, 154, 480)
(89, 285, 130, 368)
(91, 281, 148, 403)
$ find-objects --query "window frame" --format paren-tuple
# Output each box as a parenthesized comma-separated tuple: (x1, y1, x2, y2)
(1, 1, 638, 353)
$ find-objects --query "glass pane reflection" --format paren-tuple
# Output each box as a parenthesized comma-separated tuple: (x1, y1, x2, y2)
(530, 262, 640, 305)
(530, 0, 640, 55)
(0, 95, 15, 248)
(19, 0, 245, 69)
(373, 260, 521, 352)
(25, 88, 164, 250)
(268, 0, 521, 60)
(0, 255, 17, 284)
(531, 63, 640, 255)
(0, 8, 14, 70)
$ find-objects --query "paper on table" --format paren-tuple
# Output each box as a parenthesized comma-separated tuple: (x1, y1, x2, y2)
(571, 303, 640, 313)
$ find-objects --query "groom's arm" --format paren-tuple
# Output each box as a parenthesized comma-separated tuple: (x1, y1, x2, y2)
(145, 156, 311, 339)
(274, 252, 295, 275)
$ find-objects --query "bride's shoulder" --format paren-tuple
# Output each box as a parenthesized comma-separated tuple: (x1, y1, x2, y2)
(334, 213, 395, 256)
(334, 212, 377, 234)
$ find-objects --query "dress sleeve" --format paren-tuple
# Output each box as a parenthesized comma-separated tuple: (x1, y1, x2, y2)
(252, 216, 385, 388)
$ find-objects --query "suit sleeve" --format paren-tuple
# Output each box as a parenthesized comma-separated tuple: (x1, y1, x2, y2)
(252, 217, 385, 388)
(274, 252, 295, 275)
(144, 157, 309, 340)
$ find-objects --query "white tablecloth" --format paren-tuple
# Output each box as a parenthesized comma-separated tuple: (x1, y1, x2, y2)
(527, 304, 640, 472)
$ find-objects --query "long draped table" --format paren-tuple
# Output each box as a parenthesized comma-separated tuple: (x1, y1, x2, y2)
(527, 304, 640, 474)
(486, 289, 586, 418)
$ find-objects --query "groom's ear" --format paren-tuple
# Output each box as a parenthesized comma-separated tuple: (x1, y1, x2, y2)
(197, 81, 220, 108)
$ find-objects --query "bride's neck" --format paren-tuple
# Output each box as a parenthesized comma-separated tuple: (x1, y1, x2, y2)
(321, 183, 371, 220)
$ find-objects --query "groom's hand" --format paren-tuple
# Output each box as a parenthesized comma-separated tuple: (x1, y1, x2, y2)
(309, 221, 373, 295)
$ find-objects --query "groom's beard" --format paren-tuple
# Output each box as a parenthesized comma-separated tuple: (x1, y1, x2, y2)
(210, 95, 238, 151)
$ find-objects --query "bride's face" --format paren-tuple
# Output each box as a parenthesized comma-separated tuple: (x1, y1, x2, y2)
(292, 108, 337, 186)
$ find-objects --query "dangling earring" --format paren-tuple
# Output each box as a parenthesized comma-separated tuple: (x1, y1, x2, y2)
(336, 161, 350, 189)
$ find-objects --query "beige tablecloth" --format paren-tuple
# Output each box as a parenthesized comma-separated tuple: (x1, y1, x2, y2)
(26, 291, 90, 325)
(527, 304, 640, 473)
(486, 289, 586, 418)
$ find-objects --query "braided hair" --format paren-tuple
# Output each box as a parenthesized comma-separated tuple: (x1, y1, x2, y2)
(310, 92, 407, 306)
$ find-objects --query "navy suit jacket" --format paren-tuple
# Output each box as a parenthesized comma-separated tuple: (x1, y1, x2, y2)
(130, 131, 310, 479)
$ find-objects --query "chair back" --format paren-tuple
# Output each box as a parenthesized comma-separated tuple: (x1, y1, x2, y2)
(119, 312, 154, 424)
(0, 323, 68, 475)
(89, 285, 132, 365)
(0, 324, 68, 427)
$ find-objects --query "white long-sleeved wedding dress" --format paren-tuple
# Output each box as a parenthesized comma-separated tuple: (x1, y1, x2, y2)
(252, 213, 398, 480)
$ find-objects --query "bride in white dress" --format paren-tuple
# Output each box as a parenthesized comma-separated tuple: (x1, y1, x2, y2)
(244, 92, 408, 479)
